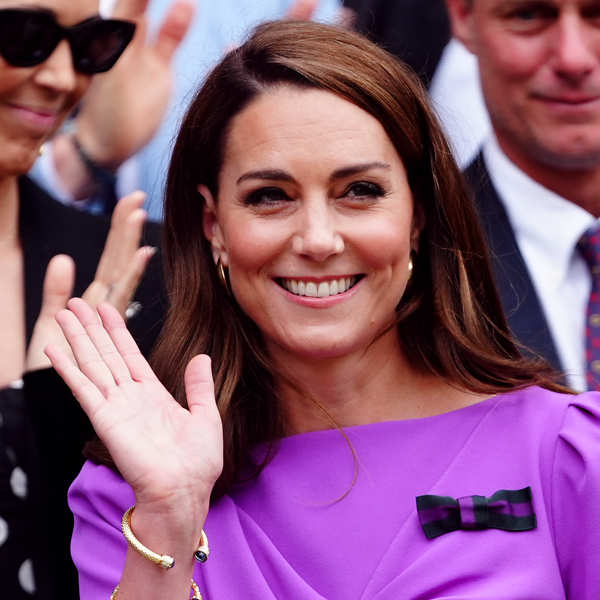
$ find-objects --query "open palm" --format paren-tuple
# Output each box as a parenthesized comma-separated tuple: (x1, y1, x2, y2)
(45, 298, 223, 510)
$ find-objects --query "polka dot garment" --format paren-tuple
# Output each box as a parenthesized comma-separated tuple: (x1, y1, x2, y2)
(0, 382, 37, 598)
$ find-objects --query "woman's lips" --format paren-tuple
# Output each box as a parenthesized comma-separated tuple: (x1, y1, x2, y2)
(273, 275, 365, 309)
(6, 103, 60, 133)
(278, 275, 360, 298)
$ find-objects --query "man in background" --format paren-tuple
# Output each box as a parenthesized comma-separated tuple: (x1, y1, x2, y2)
(446, 0, 600, 391)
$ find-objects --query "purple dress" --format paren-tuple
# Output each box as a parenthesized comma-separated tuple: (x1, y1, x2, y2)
(69, 387, 600, 599)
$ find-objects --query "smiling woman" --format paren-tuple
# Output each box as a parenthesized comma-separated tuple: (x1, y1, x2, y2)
(48, 19, 600, 600)
(200, 87, 416, 364)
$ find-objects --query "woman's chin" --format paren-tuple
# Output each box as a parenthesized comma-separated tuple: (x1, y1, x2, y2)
(0, 144, 41, 178)
(269, 335, 364, 363)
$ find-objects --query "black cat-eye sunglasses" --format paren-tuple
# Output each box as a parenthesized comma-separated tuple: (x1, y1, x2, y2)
(0, 8, 135, 74)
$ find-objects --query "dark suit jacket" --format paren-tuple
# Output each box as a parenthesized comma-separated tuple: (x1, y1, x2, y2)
(464, 155, 563, 373)
(343, 0, 450, 86)
(16, 176, 166, 599)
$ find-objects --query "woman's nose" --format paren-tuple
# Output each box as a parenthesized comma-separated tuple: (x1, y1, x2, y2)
(33, 40, 79, 94)
(292, 201, 344, 261)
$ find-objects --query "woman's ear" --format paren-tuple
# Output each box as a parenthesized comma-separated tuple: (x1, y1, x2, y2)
(411, 207, 425, 253)
(411, 232, 420, 254)
(199, 184, 229, 266)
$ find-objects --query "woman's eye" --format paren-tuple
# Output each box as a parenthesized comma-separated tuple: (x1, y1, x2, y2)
(244, 187, 291, 206)
(343, 181, 385, 200)
(583, 4, 600, 22)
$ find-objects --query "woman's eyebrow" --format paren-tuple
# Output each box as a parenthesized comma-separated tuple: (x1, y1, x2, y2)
(236, 170, 295, 185)
(236, 162, 391, 185)
(329, 162, 391, 181)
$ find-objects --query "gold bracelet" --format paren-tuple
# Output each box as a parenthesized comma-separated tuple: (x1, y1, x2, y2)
(111, 578, 203, 599)
(121, 506, 210, 569)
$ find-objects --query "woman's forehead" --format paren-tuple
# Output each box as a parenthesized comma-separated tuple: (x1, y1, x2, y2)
(223, 87, 397, 165)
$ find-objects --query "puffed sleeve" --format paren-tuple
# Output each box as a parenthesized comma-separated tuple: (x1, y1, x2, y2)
(551, 392, 600, 598)
(68, 461, 134, 599)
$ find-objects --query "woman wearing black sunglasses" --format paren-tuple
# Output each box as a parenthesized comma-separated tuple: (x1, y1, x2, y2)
(0, 0, 186, 597)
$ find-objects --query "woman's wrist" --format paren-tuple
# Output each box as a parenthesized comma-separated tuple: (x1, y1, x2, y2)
(130, 497, 210, 552)
(51, 133, 98, 201)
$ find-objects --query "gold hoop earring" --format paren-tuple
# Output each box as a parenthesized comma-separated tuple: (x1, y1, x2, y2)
(216, 259, 231, 295)
(408, 258, 414, 277)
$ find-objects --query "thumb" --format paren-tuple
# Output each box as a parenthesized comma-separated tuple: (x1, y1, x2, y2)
(184, 355, 217, 417)
(40, 255, 75, 318)
(153, 0, 195, 63)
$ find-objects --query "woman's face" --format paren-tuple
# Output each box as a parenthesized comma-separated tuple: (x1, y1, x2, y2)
(203, 86, 418, 362)
(0, 0, 97, 177)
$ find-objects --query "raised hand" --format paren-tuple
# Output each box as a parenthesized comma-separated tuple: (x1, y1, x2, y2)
(74, 0, 196, 169)
(25, 192, 154, 372)
(45, 299, 223, 514)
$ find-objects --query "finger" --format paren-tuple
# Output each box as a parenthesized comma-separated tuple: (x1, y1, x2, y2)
(107, 246, 157, 315)
(98, 192, 146, 270)
(286, 0, 318, 20)
(87, 195, 147, 307)
(153, 0, 195, 63)
(97, 207, 146, 284)
(45, 344, 106, 418)
(184, 355, 218, 418)
(39, 255, 75, 318)
(55, 304, 117, 396)
(97, 302, 158, 382)
(67, 298, 132, 385)
(94, 192, 146, 285)
(112, 189, 146, 226)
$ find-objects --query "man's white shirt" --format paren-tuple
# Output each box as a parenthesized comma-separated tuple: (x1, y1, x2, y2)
(483, 135, 598, 391)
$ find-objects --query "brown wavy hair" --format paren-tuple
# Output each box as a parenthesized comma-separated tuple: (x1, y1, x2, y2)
(88, 20, 563, 498)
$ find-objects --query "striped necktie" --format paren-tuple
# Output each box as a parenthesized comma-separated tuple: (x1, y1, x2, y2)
(577, 227, 600, 390)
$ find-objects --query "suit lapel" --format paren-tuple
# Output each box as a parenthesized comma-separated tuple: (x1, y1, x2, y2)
(465, 155, 564, 373)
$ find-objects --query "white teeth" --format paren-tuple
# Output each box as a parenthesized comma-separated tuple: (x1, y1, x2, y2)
(281, 277, 358, 298)
(317, 282, 329, 297)
(305, 282, 318, 297)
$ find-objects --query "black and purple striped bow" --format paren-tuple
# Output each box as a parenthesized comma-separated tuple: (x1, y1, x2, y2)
(416, 487, 536, 539)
